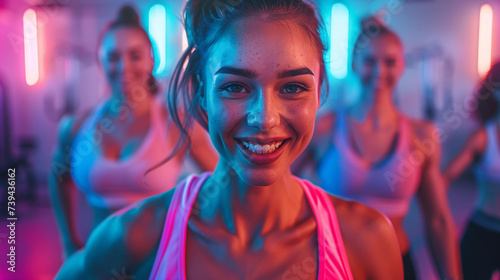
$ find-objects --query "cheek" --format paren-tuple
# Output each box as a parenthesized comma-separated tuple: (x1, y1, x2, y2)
(286, 101, 317, 139)
(207, 99, 245, 139)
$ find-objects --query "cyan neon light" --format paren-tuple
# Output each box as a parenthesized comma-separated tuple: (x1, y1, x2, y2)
(182, 30, 188, 53)
(149, 4, 167, 75)
(330, 3, 349, 79)
(478, 3, 493, 77)
(23, 9, 39, 86)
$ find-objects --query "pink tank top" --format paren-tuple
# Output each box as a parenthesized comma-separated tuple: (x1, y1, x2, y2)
(149, 172, 353, 280)
(318, 113, 422, 217)
(70, 99, 182, 209)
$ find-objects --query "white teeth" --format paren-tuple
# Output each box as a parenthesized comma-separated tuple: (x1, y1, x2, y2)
(240, 140, 284, 154)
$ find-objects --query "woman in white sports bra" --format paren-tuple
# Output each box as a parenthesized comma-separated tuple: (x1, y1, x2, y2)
(297, 17, 462, 280)
(49, 5, 217, 259)
(444, 61, 500, 279)
(55, 1, 404, 279)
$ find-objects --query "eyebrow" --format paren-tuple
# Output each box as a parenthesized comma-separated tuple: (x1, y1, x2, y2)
(215, 67, 257, 78)
(214, 66, 314, 79)
(277, 67, 314, 78)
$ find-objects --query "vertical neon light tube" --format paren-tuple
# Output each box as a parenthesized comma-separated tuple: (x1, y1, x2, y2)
(330, 3, 349, 79)
(149, 4, 166, 75)
(478, 3, 493, 77)
(23, 9, 39, 86)
(182, 30, 188, 53)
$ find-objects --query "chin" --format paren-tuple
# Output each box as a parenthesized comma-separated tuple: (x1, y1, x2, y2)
(238, 168, 283, 187)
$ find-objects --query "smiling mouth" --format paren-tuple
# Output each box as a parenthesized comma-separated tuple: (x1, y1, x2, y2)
(236, 138, 290, 155)
(241, 140, 284, 154)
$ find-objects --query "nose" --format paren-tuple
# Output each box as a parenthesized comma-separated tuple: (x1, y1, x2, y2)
(116, 57, 132, 74)
(374, 61, 386, 78)
(247, 90, 280, 131)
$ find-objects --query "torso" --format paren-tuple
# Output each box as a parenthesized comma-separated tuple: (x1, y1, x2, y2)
(186, 206, 318, 280)
(69, 98, 183, 210)
(317, 111, 427, 254)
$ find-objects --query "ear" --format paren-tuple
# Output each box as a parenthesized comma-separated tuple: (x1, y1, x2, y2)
(200, 92, 207, 111)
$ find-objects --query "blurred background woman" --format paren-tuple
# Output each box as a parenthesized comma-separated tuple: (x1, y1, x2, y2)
(49, 5, 216, 258)
(444, 61, 500, 280)
(297, 17, 462, 280)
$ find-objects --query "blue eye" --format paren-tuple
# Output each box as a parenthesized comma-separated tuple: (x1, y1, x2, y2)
(281, 83, 308, 94)
(221, 83, 247, 93)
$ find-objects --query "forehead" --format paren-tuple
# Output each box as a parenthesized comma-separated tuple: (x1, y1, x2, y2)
(357, 35, 403, 58)
(99, 27, 150, 53)
(207, 16, 320, 76)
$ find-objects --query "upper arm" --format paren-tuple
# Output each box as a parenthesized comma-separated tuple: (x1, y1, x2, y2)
(443, 129, 486, 185)
(55, 213, 132, 280)
(333, 198, 403, 279)
(56, 190, 175, 279)
(413, 122, 454, 223)
(50, 116, 77, 185)
(50, 113, 90, 184)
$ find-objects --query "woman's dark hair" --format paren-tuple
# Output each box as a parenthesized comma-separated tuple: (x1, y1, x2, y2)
(98, 5, 159, 95)
(166, 0, 329, 159)
(352, 15, 402, 58)
(476, 61, 500, 123)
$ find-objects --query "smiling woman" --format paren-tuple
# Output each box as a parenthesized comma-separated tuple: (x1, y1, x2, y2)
(55, 1, 403, 279)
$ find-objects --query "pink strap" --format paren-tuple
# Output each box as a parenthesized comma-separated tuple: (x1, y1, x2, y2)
(150, 174, 353, 280)
(299, 178, 354, 280)
(149, 173, 208, 280)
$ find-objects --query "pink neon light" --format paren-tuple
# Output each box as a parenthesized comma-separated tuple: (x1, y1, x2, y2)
(23, 9, 39, 86)
(478, 4, 493, 77)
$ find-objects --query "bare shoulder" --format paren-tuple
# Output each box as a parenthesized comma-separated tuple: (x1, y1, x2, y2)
(83, 189, 176, 277)
(328, 195, 403, 279)
(329, 195, 395, 239)
(56, 110, 93, 149)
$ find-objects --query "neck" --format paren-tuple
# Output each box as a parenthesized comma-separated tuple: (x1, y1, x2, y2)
(108, 93, 153, 120)
(200, 163, 306, 241)
(349, 88, 398, 127)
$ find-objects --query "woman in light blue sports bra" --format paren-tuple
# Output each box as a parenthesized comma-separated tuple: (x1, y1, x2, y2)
(49, 5, 217, 259)
(444, 61, 500, 280)
(297, 17, 462, 280)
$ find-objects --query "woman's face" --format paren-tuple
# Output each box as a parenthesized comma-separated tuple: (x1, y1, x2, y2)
(203, 17, 322, 186)
(98, 27, 154, 98)
(352, 34, 404, 95)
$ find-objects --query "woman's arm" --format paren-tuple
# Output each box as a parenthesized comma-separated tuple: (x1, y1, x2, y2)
(416, 123, 462, 280)
(333, 197, 404, 279)
(55, 191, 173, 279)
(48, 116, 84, 259)
(443, 128, 486, 189)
